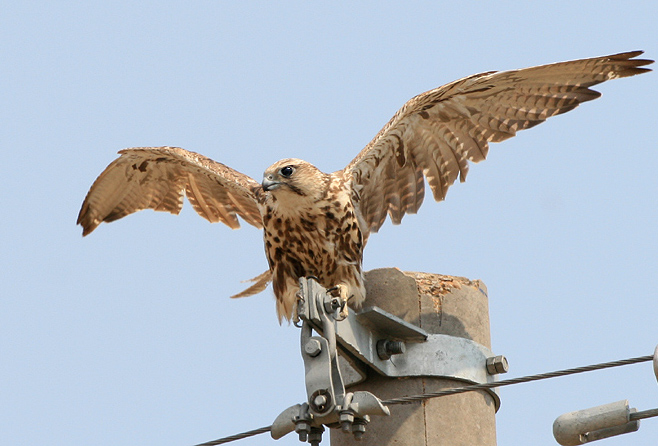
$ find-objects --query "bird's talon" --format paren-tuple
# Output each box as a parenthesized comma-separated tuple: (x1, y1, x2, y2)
(327, 284, 351, 319)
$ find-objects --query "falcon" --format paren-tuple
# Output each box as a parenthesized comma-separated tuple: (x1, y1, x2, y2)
(78, 51, 652, 322)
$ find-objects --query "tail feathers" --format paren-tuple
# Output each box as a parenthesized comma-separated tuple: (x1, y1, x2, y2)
(230, 270, 272, 298)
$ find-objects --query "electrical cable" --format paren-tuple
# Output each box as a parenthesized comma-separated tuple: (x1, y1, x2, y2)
(382, 354, 653, 405)
(630, 408, 658, 421)
(193, 425, 272, 446)
(192, 353, 653, 445)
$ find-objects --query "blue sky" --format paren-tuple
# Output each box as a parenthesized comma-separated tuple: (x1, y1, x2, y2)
(2, 2, 657, 445)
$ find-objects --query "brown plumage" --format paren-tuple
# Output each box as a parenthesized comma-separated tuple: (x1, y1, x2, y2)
(78, 51, 652, 322)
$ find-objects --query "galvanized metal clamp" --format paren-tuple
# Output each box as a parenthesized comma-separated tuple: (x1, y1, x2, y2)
(333, 305, 507, 409)
(270, 278, 390, 445)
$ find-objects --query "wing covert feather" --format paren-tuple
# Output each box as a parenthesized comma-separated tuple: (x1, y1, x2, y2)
(345, 51, 652, 234)
(77, 146, 263, 236)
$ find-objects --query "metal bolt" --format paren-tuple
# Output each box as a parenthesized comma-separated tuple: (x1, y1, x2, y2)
(308, 426, 324, 446)
(305, 338, 322, 357)
(377, 339, 406, 360)
(295, 424, 309, 442)
(309, 390, 331, 413)
(294, 403, 312, 442)
(324, 294, 345, 315)
(313, 394, 328, 410)
(339, 410, 355, 432)
(330, 298, 341, 310)
(294, 419, 311, 442)
(352, 416, 369, 440)
(486, 355, 509, 375)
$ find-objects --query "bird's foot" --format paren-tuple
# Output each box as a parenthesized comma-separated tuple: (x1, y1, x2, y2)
(327, 284, 351, 320)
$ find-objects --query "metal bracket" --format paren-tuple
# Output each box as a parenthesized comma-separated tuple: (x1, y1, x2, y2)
(337, 306, 504, 391)
(333, 292, 505, 408)
(270, 278, 390, 444)
(272, 277, 507, 442)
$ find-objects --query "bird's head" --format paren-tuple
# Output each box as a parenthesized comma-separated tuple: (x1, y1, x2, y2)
(261, 159, 328, 202)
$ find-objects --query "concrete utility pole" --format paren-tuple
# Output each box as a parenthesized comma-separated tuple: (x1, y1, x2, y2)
(330, 268, 498, 446)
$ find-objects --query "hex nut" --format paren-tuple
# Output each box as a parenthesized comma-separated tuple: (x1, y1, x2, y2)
(486, 355, 509, 375)
(305, 338, 322, 357)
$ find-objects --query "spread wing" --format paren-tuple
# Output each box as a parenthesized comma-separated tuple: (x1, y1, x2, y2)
(77, 146, 263, 236)
(344, 50, 653, 235)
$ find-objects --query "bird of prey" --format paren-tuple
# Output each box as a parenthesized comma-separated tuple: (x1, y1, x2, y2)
(78, 51, 652, 323)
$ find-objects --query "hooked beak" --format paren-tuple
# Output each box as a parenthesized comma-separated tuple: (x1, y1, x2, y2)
(262, 176, 281, 191)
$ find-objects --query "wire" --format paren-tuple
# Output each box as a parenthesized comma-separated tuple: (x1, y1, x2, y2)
(631, 408, 658, 421)
(193, 426, 272, 446)
(192, 353, 653, 444)
(382, 354, 653, 405)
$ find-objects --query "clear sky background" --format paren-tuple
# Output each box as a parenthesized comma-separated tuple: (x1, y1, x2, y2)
(2, 2, 657, 445)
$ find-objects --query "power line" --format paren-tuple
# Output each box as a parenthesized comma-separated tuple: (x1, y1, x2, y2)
(193, 426, 272, 446)
(382, 354, 653, 405)
(193, 353, 654, 445)
(631, 408, 658, 421)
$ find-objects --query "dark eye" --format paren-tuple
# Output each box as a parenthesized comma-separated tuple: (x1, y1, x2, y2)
(280, 166, 294, 178)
